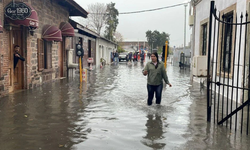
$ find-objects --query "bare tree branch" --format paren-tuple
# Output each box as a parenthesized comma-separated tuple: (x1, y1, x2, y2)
(114, 31, 123, 42)
(87, 3, 107, 34)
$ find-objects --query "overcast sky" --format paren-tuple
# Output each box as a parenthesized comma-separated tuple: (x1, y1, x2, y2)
(74, 0, 191, 48)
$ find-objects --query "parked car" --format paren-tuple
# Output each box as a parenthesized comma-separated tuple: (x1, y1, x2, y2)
(119, 53, 128, 61)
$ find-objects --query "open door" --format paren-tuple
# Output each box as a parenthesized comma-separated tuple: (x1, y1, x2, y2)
(88, 40, 91, 67)
(88, 40, 91, 57)
(9, 27, 24, 92)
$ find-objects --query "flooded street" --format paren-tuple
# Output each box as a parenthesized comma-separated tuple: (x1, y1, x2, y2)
(0, 60, 250, 150)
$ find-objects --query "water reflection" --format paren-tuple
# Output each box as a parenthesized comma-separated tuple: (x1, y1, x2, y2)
(140, 61, 145, 68)
(2, 60, 250, 150)
(142, 114, 166, 149)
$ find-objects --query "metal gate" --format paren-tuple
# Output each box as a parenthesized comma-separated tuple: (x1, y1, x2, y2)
(207, 1, 250, 134)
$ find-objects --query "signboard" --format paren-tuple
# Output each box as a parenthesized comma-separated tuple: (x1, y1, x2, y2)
(87, 57, 94, 63)
(4, 2, 31, 20)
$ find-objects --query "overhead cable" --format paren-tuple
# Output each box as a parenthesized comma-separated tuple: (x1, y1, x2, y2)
(88, 2, 189, 15)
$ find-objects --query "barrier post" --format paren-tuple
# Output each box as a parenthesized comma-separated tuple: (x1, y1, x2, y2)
(79, 57, 82, 82)
(164, 41, 168, 69)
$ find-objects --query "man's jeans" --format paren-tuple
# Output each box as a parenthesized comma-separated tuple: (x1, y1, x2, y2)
(147, 84, 163, 105)
(115, 57, 119, 62)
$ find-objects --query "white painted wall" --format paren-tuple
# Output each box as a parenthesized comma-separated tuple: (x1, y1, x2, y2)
(95, 38, 116, 68)
(193, 0, 248, 102)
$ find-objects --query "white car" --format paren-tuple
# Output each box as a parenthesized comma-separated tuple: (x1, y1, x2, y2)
(119, 53, 127, 61)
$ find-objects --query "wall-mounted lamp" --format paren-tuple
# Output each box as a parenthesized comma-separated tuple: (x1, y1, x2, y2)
(4, 24, 12, 31)
(28, 26, 36, 36)
(29, 30, 34, 36)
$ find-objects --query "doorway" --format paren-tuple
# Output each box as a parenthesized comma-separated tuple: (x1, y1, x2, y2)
(9, 27, 24, 92)
(88, 39, 91, 57)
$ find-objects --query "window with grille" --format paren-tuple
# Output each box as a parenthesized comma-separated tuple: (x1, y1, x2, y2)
(223, 13, 233, 72)
(202, 24, 207, 55)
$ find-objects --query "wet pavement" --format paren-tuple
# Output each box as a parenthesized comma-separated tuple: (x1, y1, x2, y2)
(0, 59, 250, 150)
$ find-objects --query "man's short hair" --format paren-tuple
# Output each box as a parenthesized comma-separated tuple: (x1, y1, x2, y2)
(14, 45, 20, 48)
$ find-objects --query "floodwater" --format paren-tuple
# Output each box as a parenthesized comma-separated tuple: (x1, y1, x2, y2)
(0, 60, 250, 150)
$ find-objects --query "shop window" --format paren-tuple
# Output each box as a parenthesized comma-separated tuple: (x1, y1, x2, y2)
(37, 39, 52, 71)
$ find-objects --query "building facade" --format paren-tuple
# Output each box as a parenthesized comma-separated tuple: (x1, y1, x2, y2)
(69, 19, 117, 70)
(96, 37, 117, 68)
(191, 0, 250, 101)
(69, 19, 97, 69)
(119, 41, 149, 52)
(0, 0, 88, 97)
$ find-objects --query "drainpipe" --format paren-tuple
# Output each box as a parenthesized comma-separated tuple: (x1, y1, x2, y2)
(190, 1, 196, 82)
(184, 3, 188, 52)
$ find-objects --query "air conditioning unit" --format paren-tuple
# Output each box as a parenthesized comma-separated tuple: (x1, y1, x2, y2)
(193, 56, 207, 77)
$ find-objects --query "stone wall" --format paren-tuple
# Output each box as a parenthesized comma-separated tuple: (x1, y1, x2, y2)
(0, 0, 10, 97)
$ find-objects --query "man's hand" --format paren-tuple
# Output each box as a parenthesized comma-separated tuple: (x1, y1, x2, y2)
(15, 53, 20, 57)
(168, 83, 172, 87)
(143, 70, 148, 76)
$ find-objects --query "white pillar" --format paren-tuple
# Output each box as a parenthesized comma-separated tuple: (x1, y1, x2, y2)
(184, 3, 188, 50)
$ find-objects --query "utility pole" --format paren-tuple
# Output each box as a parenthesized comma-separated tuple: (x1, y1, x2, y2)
(138, 40, 139, 51)
(184, 3, 188, 51)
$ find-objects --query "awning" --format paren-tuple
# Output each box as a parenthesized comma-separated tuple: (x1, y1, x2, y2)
(0, 20, 3, 33)
(55, 0, 88, 18)
(59, 22, 74, 37)
(42, 25, 62, 42)
(10, 3, 39, 28)
(69, 19, 99, 39)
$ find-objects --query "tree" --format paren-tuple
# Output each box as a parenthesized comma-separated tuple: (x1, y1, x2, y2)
(146, 30, 153, 48)
(86, 3, 107, 34)
(104, 2, 119, 41)
(145, 30, 170, 53)
(114, 31, 123, 42)
(115, 31, 125, 53)
(117, 45, 125, 53)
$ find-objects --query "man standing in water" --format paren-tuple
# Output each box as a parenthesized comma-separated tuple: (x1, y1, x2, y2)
(14, 45, 25, 69)
(143, 52, 172, 105)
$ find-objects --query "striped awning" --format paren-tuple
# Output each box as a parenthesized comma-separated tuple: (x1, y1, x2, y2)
(42, 25, 62, 42)
(59, 22, 74, 37)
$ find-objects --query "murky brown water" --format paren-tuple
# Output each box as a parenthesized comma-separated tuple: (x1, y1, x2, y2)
(0, 60, 250, 150)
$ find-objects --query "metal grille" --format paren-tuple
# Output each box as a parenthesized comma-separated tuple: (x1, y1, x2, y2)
(207, 1, 250, 135)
